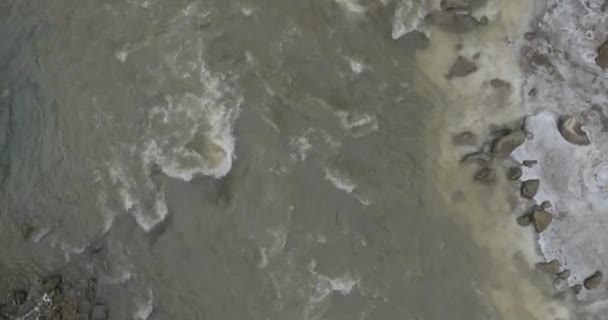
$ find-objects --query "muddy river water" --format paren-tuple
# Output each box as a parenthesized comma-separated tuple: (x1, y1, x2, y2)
(1, 0, 608, 319)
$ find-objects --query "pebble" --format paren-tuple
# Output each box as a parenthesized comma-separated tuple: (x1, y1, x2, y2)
(540, 200, 552, 209)
(492, 130, 526, 159)
(596, 39, 608, 68)
(446, 56, 478, 78)
(522, 160, 537, 167)
(536, 259, 560, 274)
(532, 209, 553, 233)
(521, 179, 540, 199)
(584, 271, 603, 290)
(557, 116, 590, 146)
(506, 167, 522, 180)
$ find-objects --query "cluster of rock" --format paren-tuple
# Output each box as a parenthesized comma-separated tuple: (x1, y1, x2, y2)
(453, 112, 600, 296)
(0, 274, 108, 320)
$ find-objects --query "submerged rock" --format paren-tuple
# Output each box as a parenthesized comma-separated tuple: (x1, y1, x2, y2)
(473, 167, 495, 183)
(536, 259, 560, 274)
(571, 284, 583, 295)
(521, 179, 540, 199)
(43, 275, 62, 293)
(91, 304, 108, 320)
(557, 269, 571, 280)
(452, 131, 477, 146)
(584, 271, 603, 290)
(446, 56, 478, 78)
(557, 116, 590, 146)
(506, 167, 523, 180)
(532, 209, 552, 233)
(522, 160, 537, 167)
(492, 130, 526, 159)
(490, 78, 511, 89)
(596, 39, 608, 68)
(460, 151, 491, 165)
(12, 290, 27, 305)
(440, 0, 470, 10)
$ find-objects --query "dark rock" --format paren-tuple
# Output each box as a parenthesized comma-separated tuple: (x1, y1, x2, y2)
(521, 179, 540, 199)
(540, 200, 552, 209)
(536, 260, 560, 274)
(506, 167, 522, 180)
(91, 304, 108, 320)
(12, 290, 27, 305)
(490, 78, 511, 89)
(522, 160, 537, 167)
(532, 209, 552, 233)
(571, 284, 583, 294)
(460, 151, 491, 165)
(516, 214, 532, 227)
(426, 11, 480, 34)
(492, 130, 526, 159)
(452, 131, 477, 146)
(473, 167, 495, 183)
(446, 56, 478, 78)
(584, 271, 603, 290)
(43, 275, 62, 293)
(478, 16, 489, 25)
(557, 269, 571, 280)
(596, 39, 608, 68)
(558, 116, 591, 146)
(528, 87, 537, 97)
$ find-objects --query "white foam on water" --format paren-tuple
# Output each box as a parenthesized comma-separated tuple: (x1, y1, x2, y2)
(307, 259, 358, 304)
(334, 111, 378, 138)
(289, 135, 312, 161)
(334, 0, 366, 14)
(133, 289, 154, 320)
(324, 168, 355, 193)
(391, 0, 430, 40)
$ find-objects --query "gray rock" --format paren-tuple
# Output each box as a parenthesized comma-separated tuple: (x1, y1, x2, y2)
(447, 56, 477, 78)
(540, 200, 552, 209)
(506, 167, 522, 180)
(516, 214, 532, 227)
(558, 116, 590, 146)
(426, 12, 480, 34)
(522, 160, 537, 167)
(532, 209, 552, 233)
(536, 260, 560, 274)
(597, 39, 608, 68)
(584, 271, 603, 290)
(521, 179, 540, 199)
(492, 130, 526, 159)
(460, 151, 491, 165)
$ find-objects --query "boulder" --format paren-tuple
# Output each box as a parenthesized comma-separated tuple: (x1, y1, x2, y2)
(492, 130, 526, 159)
(557, 116, 590, 146)
(532, 209, 552, 233)
(446, 56, 478, 78)
(584, 271, 603, 290)
(521, 179, 540, 199)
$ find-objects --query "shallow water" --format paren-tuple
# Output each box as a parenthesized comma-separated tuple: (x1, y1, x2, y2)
(0, 0, 572, 319)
